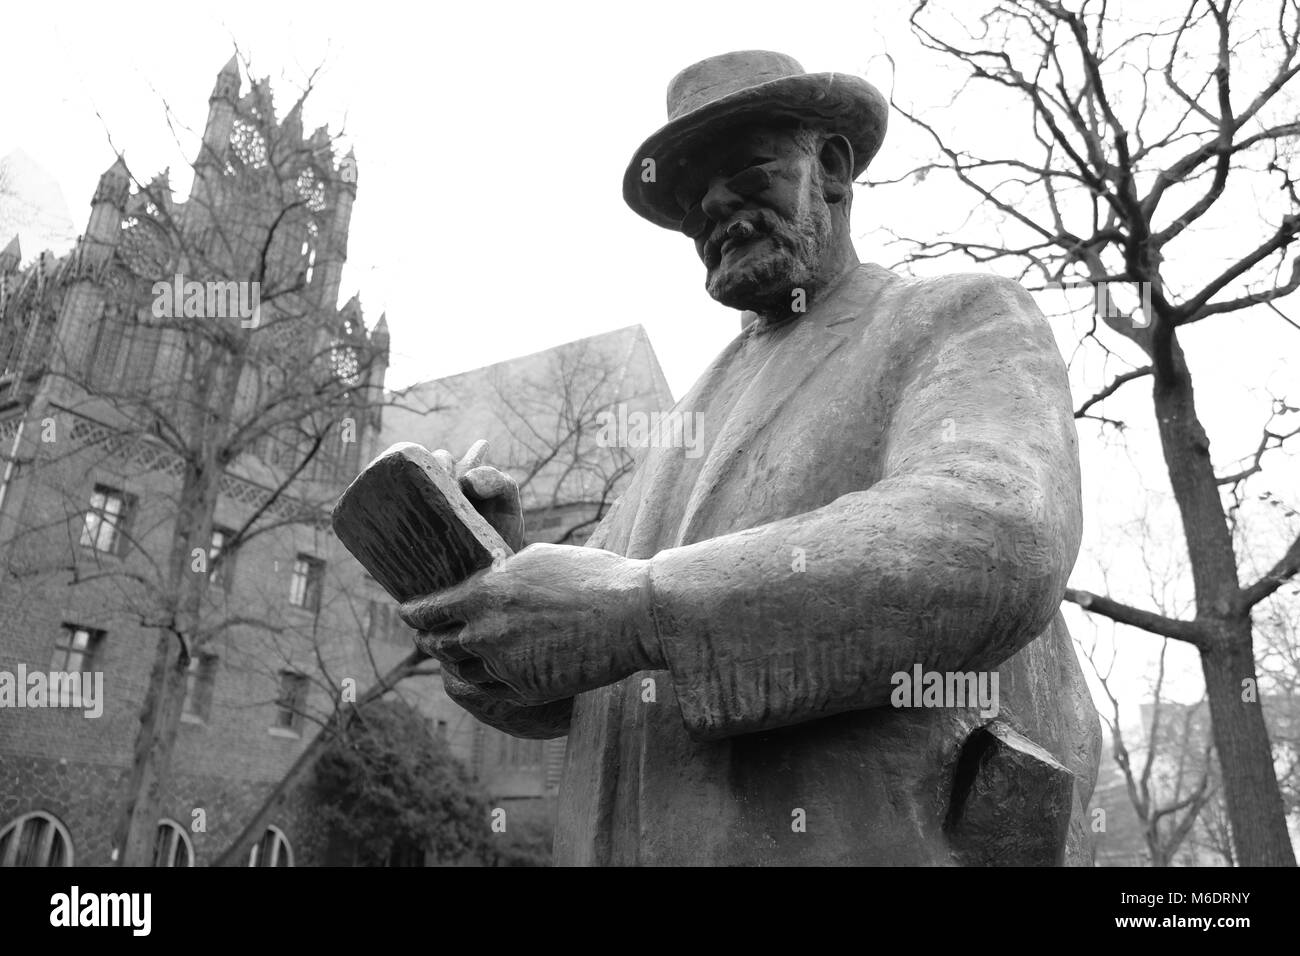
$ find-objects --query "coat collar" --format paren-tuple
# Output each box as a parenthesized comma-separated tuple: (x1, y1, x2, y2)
(671, 263, 894, 543)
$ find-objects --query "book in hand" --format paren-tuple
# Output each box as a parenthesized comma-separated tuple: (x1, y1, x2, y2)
(331, 442, 512, 604)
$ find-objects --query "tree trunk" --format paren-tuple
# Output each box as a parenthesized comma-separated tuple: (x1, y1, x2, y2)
(112, 344, 242, 865)
(1201, 619, 1295, 865)
(111, 630, 189, 865)
(112, 458, 222, 862)
(1151, 338, 1296, 865)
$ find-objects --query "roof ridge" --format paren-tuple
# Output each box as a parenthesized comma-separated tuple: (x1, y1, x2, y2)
(407, 324, 645, 388)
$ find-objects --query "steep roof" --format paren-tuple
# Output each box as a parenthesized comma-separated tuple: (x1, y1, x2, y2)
(380, 325, 673, 510)
(0, 236, 20, 271)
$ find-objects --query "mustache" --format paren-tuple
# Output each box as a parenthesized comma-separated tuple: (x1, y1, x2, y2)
(703, 209, 781, 269)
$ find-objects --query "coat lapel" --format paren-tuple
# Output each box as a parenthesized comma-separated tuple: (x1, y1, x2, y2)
(673, 265, 887, 545)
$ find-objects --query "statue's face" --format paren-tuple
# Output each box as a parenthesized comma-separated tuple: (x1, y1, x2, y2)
(674, 125, 836, 314)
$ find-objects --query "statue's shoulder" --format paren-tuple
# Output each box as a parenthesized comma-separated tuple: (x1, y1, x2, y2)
(847, 269, 1050, 370)
(882, 269, 1039, 318)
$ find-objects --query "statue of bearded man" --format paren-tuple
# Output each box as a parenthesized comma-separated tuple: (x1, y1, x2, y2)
(402, 51, 1102, 866)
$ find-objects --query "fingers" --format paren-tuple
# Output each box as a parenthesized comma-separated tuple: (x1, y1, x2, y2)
(461, 466, 524, 551)
(461, 465, 518, 502)
(443, 653, 521, 694)
(460, 439, 489, 471)
(412, 604, 532, 703)
(399, 578, 477, 632)
(441, 661, 528, 706)
(412, 624, 472, 662)
(432, 441, 490, 479)
(431, 448, 457, 474)
(446, 656, 495, 683)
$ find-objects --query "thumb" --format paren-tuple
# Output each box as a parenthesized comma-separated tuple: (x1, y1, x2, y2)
(461, 465, 518, 502)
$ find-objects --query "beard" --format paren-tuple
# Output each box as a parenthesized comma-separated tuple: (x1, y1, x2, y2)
(704, 200, 834, 315)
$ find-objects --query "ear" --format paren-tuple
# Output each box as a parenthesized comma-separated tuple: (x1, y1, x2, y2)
(819, 134, 854, 203)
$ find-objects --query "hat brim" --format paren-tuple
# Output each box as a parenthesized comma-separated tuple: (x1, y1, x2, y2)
(623, 72, 889, 231)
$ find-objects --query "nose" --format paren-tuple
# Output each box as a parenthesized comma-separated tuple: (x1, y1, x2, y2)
(699, 175, 745, 225)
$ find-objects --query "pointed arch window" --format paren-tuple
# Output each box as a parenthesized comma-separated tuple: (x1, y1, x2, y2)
(0, 812, 73, 867)
(152, 820, 193, 867)
(248, 826, 293, 867)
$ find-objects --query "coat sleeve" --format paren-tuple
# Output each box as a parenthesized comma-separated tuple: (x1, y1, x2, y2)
(645, 276, 1084, 741)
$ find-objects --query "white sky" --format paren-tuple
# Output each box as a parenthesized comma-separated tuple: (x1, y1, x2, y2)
(2, 0, 1297, 730)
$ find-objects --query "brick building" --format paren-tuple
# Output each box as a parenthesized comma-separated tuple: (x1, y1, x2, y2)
(379, 323, 674, 820)
(0, 59, 673, 866)
(0, 55, 391, 867)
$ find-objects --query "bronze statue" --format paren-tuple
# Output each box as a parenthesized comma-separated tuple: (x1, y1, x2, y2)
(401, 51, 1101, 865)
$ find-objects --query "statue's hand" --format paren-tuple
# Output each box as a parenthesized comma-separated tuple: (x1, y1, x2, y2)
(399, 544, 665, 704)
(431, 441, 524, 552)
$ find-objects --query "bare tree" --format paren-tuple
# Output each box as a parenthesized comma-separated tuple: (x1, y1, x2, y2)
(482, 335, 643, 545)
(875, 0, 1300, 865)
(1079, 510, 1218, 864)
(1254, 596, 1300, 809)
(0, 55, 394, 865)
(1085, 635, 1216, 865)
(212, 332, 654, 865)
(1187, 600, 1300, 862)
(209, 647, 434, 867)
(0, 157, 22, 256)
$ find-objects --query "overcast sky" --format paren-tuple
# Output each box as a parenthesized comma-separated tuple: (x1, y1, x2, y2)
(2, 0, 1297, 725)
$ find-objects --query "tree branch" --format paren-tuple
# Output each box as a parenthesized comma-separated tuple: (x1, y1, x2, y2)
(1239, 532, 1300, 610)
(1074, 365, 1153, 417)
(1065, 587, 1206, 646)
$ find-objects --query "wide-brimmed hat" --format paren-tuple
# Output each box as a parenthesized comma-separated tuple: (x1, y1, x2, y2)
(623, 50, 889, 230)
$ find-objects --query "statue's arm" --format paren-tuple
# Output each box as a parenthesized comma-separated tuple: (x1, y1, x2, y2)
(645, 277, 1083, 741)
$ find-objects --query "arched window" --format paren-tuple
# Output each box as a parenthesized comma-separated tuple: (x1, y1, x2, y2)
(152, 820, 193, 867)
(248, 826, 293, 867)
(0, 812, 73, 867)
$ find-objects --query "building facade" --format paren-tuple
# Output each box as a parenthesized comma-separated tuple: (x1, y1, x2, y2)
(0, 57, 394, 867)
(0, 58, 674, 866)
(377, 322, 675, 830)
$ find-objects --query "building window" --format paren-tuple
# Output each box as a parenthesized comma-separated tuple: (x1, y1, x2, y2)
(209, 526, 235, 587)
(497, 734, 543, 768)
(470, 723, 486, 780)
(80, 484, 132, 554)
(520, 738, 543, 767)
(544, 738, 566, 792)
(152, 820, 193, 867)
(288, 554, 324, 610)
(365, 600, 407, 646)
(274, 671, 308, 731)
(183, 654, 218, 722)
(387, 841, 426, 867)
(0, 812, 73, 867)
(51, 625, 103, 672)
(248, 826, 293, 867)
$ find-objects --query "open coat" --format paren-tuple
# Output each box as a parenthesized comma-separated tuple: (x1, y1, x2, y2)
(457, 263, 1101, 865)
